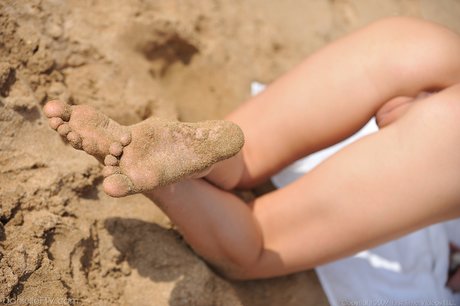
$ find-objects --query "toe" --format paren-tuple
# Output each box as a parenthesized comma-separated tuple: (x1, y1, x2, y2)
(67, 132, 82, 149)
(104, 154, 118, 166)
(44, 100, 72, 121)
(57, 123, 71, 136)
(102, 166, 120, 177)
(48, 117, 64, 130)
(103, 174, 133, 197)
(120, 132, 132, 146)
(109, 142, 123, 157)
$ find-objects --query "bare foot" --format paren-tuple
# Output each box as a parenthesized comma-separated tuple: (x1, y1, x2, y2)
(43, 100, 244, 197)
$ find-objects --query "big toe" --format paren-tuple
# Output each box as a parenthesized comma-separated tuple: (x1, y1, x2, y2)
(44, 100, 72, 121)
(103, 174, 134, 198)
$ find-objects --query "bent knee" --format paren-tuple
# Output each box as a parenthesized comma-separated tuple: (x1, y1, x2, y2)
(366, 17, 460, 94)
(369, 16, 460, 54)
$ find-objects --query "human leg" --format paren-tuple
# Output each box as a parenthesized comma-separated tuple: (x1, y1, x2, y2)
(45, 18, 460, 194)
(43, 17, 460, 281)
(146, 86, 460, 280)
(206, 17, 460, 190)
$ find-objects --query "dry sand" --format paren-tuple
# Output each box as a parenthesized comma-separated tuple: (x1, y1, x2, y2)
(1, 1, 460, 305)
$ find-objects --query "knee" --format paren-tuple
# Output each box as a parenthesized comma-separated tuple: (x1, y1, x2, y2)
(367, 17, 460, 93)
(369, 16, 460, 55)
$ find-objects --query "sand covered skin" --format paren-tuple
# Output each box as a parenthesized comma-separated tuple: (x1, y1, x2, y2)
(44, 100, 244, 197)
(2, 0, 460, 305)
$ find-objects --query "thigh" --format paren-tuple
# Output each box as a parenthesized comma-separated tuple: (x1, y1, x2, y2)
(228, 17, 460, 188)
(245, 85, 460, 278)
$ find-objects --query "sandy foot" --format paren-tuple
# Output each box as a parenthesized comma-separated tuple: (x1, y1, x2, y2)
(43, 100, 244, 197)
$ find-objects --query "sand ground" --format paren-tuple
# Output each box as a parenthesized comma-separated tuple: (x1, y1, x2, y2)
(1, 1, 460, 305)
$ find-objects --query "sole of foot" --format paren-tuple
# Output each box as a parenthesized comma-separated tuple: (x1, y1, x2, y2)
(44, 100, 244, 197)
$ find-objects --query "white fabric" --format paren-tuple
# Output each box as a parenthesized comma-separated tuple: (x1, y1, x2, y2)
(272, 118, 460, 305)
(250, 82, 460, 305)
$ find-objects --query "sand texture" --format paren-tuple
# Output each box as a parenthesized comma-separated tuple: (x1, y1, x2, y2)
(1, 0, 460, 305)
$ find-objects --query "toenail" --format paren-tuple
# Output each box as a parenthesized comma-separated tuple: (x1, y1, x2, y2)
(120, 132, 132, 146)
(109, 142, 123, 157)
(104, 155, 118, 166)
(49, 117, 64, 129)
(57, 124, 71, 136)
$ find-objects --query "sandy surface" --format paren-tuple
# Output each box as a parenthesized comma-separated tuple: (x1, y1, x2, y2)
(1, 1, 460, 305)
